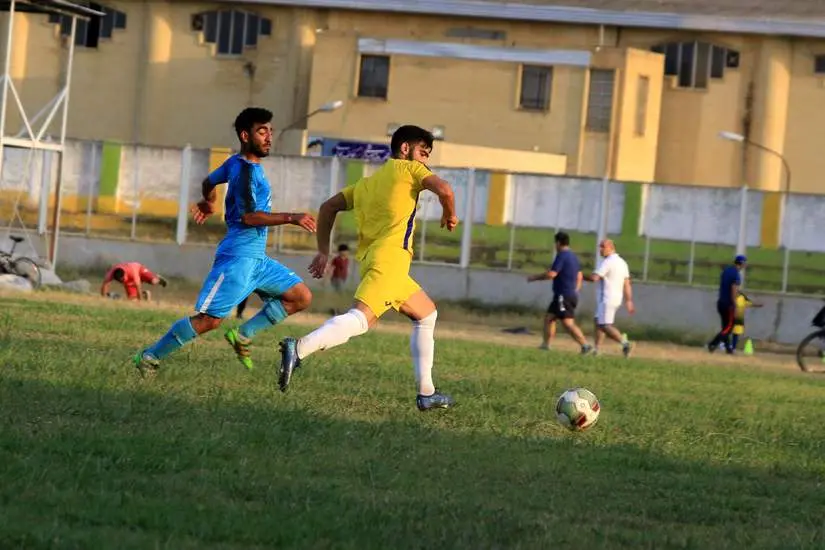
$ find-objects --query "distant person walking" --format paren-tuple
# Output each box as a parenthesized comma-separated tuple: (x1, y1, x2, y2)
(707, 255, 747, 354)
(527, 231, 592, 354)
(584, 239, 634, 357)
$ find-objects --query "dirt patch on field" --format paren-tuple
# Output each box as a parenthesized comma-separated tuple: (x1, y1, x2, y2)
(8, 290, 808, 376)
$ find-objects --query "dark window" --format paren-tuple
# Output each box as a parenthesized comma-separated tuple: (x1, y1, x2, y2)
(816, 55, 825, 74)
(114, 11, 126, 29)
(663, 43, 679, 76)
(519, 65, 552, 111)
(586, 69, 615, 132)
(245, 14, 259, 47)
(217, 11, 232, 54)
(694, 41, 710, 89)
(678, 41, 694, 88)
(357, 55, 390, 99)
(204, 11, 217, 43)
(711, 45, 726, 78)
(230, 10, 245, 55)
(48, 4, 127, 49)
(654, 41, 739, 88)
(194, 10, 272, 56)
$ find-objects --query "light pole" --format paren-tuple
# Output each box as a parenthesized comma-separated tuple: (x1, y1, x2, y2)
(275, 99, 344, 152)
(718, 130, 793, 291)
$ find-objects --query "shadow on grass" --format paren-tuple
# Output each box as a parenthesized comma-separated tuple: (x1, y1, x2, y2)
(0, 371, 822, 549)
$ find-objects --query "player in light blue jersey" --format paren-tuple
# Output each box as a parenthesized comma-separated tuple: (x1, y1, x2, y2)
(133, 107, 317, 377)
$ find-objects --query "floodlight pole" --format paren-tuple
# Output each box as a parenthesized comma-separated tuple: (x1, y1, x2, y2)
(0, 0, 17, 181)
(48, 16, 78, 267)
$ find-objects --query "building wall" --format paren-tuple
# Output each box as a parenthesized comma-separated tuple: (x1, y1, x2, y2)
(2, 3, 825, 194)
(1, 1, 319, 149)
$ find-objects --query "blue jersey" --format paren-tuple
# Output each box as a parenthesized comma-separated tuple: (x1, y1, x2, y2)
(208, 155, 272, 259)
(550, 249, 580, 297)
(718, 265, 741, 306)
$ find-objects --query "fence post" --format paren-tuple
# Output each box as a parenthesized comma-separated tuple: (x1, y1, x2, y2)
(37, 151, 51, 235)
(687, 191, 697, 284)
(642, 234, 651, 281)
(458, 168, 476, 269)
(84, 143, 97, 236)
(130, 144, 139, 240)
(595, 176, 610, 261)
(176, 144, 191, 245)
(507, 177, 518, 270)
(781, 194, 792, 293)
(328, 155, 340, 248)
(736, 185, 748, 288)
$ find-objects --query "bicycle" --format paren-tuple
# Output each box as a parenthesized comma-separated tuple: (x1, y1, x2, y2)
(0, 235, 42, 290)
(796, 301, 825, 373)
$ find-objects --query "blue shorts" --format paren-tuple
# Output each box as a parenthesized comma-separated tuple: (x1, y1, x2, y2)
(195, 254, 302, 318)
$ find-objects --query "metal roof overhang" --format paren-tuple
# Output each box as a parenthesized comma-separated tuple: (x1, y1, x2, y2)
(0, 0, 104, 18)
(231, 0, 825, 39)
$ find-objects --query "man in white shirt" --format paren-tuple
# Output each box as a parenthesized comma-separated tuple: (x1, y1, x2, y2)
(585, 239, 635, 357)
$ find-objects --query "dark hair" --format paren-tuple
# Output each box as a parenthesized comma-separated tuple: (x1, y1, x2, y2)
(234, 107, 273, 140)
(554, 231, 570, 247)
(112, 268, 125, 281)
(390, 125, 434, 157)
(337, 243, 349, 252)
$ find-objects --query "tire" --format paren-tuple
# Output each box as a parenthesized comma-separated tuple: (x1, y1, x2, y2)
(796, 329, 825, 373)
(12, 257, 41, 289)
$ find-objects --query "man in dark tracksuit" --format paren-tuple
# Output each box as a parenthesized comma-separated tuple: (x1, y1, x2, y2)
(707, 255, 746, 354)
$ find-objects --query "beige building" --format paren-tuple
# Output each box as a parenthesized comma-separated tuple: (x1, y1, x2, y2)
(3, 0, 825, 198)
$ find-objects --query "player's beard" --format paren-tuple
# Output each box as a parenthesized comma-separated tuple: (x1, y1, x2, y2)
(253, 144, 271, 158)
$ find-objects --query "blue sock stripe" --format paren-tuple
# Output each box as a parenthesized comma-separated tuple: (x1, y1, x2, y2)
(145, 317, 198, 360)
(239, 300, 287, 340)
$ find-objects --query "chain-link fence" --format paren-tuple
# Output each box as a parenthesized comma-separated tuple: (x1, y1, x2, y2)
(2, 138, 824, 295)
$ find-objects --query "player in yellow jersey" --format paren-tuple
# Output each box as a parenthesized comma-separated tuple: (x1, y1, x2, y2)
(278, 125, 458, 411)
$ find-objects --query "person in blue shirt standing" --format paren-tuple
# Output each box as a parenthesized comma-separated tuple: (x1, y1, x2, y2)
(707, 254, 747, 354)
(133, 107, 318, 377)
(528, 231, 592, 354)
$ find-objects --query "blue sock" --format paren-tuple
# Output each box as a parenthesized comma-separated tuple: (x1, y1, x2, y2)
(239, 300, 287, 339)
(730, 334, 739, 351)
(145, 317, 197, 360)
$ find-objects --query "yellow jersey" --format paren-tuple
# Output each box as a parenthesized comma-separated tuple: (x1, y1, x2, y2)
(341, 158, 433, 260)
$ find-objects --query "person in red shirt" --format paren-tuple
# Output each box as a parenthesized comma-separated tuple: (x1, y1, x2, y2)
(329, 244, 350, 292)
(100, 262, 167, 301)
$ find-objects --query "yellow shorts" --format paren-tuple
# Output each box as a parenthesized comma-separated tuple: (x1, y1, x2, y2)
(733, 324, 745, 336)
(354, 246, 421, 318)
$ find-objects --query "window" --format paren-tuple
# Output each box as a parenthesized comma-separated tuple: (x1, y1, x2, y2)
(815, 55, 825, 75)
(191, 10, 272, 56)
(357, 55, 390, 99)
(519, 65, 553, 111)
(46, 2, 127, 49)
(586, 69, 615, 132)
(652, 41, 739, 89)
(635, 76, 649, 136)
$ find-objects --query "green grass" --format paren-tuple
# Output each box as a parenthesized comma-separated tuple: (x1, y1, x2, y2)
(1, 295, 824, 548)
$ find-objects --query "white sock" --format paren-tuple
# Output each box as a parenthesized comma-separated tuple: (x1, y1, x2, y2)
(411, 310, 437, 396)
(296, 308, 369, 359)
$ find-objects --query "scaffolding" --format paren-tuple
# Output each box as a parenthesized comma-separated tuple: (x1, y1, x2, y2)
(0, 0, 103, 267)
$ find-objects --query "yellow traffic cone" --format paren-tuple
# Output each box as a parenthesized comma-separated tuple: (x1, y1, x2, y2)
(743, 338, 754, 356)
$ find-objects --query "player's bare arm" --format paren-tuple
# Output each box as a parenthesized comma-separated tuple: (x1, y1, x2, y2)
(240, 211, 317, 232)
(528, 270, 558, 282)
(309, 192, 350, 279)
(576, 271, 583, 292)
(191, 177, 221, 224)
(624, 277, 635, 314)
(422, 175, 458, 231)
(100, 280, 111, 296)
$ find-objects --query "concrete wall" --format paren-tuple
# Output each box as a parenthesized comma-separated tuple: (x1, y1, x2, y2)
(16, 234, 822, 345)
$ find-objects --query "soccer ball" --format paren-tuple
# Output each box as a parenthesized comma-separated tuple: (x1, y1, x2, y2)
(555, 387, 600, 431)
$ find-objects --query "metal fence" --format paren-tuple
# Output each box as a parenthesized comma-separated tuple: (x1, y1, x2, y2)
(1, 139, 824, 295)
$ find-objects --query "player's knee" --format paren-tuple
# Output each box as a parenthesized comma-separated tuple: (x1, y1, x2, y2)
(191, 313, 222, 333)
(293, 285, 312, 311)
(414, 309, 437, 329)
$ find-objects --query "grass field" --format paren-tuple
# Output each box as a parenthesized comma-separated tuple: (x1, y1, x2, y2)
(1, 292, 824, 548)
